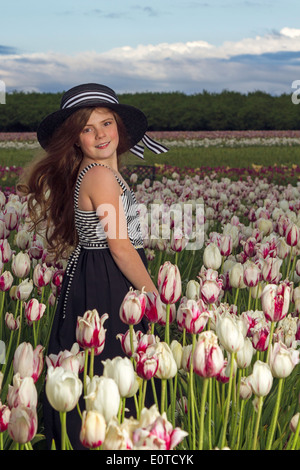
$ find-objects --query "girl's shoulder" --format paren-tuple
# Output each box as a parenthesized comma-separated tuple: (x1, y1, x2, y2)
(77, 163, 123, 196)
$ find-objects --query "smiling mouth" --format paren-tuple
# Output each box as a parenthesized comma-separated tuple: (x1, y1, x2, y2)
(95, 142, 110, 149)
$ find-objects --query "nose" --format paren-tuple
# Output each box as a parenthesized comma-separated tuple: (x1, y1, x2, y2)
(95, 125, 106, 139)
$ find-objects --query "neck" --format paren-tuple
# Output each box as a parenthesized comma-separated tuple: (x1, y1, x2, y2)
(82, 156, 118, 172)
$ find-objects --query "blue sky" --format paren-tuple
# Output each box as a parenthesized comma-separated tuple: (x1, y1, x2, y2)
(1, 0, 300, 95)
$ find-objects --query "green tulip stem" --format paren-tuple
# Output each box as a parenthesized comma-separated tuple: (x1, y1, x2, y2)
(265, 321, 275, 365)
(60, 411, 67, 451)
(89, 347, 95, 379)
(219, 352, 236, 449)
(247, 287, 252, 310)
(83, 348, 89, 398)
(164, 304, 170, 345)
(0, 291, 5, 339)
(151, 377, 159, 408)
(198, 377, 209, 450)
(285, 246, 293, 280)
(160, 378, 167, 414)
(252, 395, 264, 450)
(189, 334, 196, 450)
(266, 378, 284, 450)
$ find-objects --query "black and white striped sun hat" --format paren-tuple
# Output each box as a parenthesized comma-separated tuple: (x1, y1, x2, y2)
(37, 83, 168, 159)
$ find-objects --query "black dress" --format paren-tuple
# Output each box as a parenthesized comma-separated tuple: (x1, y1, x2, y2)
(43, 163, 150, 450)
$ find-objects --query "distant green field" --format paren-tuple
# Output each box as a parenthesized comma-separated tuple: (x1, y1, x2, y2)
(2, 145, 300, 169)
(0, 144, 300, 190)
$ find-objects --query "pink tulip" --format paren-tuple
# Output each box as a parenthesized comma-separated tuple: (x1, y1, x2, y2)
(0, 239, 12, 263)
(135, 351, 159, 380)
(7, 405, 37, 444)
(176, 297, 211, 334)
(285, 223, 299, 247)
(250, 322, 270, 352)
(76, 309, 108, 353)
(261, 257, 282, 283)
(157, 261, 182, 304)
(132, 412, 188, 450)
(3, 206, 19, 230)
(7, 374, 38, 409)
(116, 329, 143, 357)
(0, 402, 11, 432)
(13, 342, 44, 383)
(219, 234, 233, 257)
(261, 282, 291, 323)
(0, 270, 14, 291)
(144, 291, 163, 324)
(193, 331, 224, 378)
(243, 261, 261, 287)
(24, 298, 46, 322)
(5, 312, 20, 331)
(33, 263, 53, 287)
(119, 288, 146, 325)
(46, 343, 85, 374)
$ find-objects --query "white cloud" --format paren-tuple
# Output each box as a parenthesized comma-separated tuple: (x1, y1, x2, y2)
(1, 28, 300, 94)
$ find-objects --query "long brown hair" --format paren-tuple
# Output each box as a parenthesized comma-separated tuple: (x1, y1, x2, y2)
(17, 107, 131, 261)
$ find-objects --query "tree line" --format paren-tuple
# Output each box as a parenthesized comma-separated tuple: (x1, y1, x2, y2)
(0, 89, 300, 131)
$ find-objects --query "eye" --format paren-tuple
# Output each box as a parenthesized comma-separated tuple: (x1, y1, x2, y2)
(82, 127, 92, 133)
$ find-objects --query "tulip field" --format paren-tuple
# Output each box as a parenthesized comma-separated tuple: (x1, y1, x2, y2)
(0, 131, 299, 451)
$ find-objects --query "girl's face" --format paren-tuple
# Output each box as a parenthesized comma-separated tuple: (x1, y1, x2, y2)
(78, 108, 119, 165)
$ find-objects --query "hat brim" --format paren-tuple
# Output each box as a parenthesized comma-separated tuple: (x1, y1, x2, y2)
(37, 102, 148, 150)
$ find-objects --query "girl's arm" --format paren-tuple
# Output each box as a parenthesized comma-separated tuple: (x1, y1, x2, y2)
(82, 165, 158, 293)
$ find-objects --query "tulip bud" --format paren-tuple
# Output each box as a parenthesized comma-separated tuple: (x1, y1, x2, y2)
(116, 329, 143, 357)
(76, 309, 108, 353)
(170, 340, 183, 370)
(268, 341, 300, 378)
(5, 312, 20, 331)
(102, 356, 136, 398)
(13, 342, 44, 383)
(185, 280, 200, 300)
(144, 291, 163, 324)
(79, 410, 106, 449)
(0, 401, 11, 432)
(229, 263, 245, 289)
(248, 360, 273, 397)
(134, 350, 159, 380)
(236, 337, 254, 368)
(219, 234, 233, 257)
(216, 312, 245, 353)
(243, 261, 261, 288)
(177, 297, 210, 334)
(203, 243, 222, 270)
(7, 405, 37, 444)
(147, 341, 177, 379)
(193, 330, 224, 378)
(250, 321, 270, 352)
(7, 373, 38, 409)
(261, 282, 291, 323)
(33, 263, 53, 287)
(24, 298, 46, 323)
(0, 270, 13, 292)
(157, 261, 182, 304)
(16, 278, 33, 301)
(285, 223, 299, 247)
(239, 376, 253, 400)
(261, 257, 282, 283)
(85, 376, 120, 423)
(45, 366, 82, 412)
(119, 287, 146, 325)
(290, 413, 300, 433)
(11, 252, 31, 278)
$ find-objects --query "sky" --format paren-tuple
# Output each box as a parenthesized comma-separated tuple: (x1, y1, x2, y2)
(1, 0, 300, 95)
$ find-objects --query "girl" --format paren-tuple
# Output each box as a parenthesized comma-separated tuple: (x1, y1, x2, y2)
(18, 83, 168, 449)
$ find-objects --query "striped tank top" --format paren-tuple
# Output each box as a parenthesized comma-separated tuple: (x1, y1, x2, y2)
(74, 163, 143, 249)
